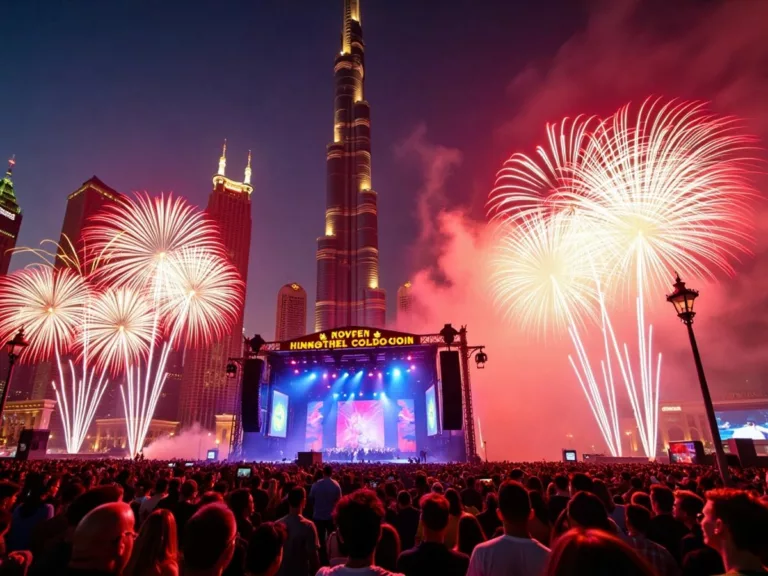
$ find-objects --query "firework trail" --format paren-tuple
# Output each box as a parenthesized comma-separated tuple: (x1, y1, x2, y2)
(86, 193, 242, 457)
(489, 98, 757, 458)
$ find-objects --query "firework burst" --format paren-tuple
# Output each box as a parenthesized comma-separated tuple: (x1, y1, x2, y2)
(0, 267, 88, 363)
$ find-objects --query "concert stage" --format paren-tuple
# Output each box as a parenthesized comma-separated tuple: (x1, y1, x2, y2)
(236, 326, 482, 463)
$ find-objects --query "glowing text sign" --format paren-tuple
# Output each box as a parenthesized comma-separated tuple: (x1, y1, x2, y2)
(283, 327, 419, 351)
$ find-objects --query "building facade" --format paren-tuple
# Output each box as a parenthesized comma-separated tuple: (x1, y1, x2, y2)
(397, 281, 413, 325)
(315, 0, 386, 331)
(0, 399, 55, 451)
(0, 157, 22, 276)
(179, 144, 252, 430)
(57, 176, 122, 266)
(275, 283, 307, 341)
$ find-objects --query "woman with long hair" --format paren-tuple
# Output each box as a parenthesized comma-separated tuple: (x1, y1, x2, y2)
(443, 488, 467, 549)
(374, 523, 401, 572)
(455, 514, 486, 557)
(545, 529, 655, 576)
(123, 509, 178, 576)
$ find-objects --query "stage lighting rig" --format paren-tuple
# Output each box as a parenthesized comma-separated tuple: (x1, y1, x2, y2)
(248, 334, 266, 354)
(439, 323, 459, 345)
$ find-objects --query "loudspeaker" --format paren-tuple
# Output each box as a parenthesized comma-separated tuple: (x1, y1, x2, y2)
(440, 350, 463, 430)
(241, 359, 264, 433)
(15, 429, 50, 460)
(297, 451, 323, 467)
(726, 438, 759, 467)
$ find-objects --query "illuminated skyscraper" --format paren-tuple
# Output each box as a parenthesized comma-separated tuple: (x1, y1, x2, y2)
(275, 283, 307, 342)
(397, 281, 413, 324)
(179, 144, 252, 429)
(0, 157, 22, 276)
(315, 0, 386, 331)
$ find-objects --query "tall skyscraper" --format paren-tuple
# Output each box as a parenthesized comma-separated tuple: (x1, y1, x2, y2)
(315, 0, 385, 331)
(57, 176, 121, 265)
(397, 281, 413, 324)
(0, 157, 22, 276)
(275, 283, 307, 341)
(179, 144, 252, 429)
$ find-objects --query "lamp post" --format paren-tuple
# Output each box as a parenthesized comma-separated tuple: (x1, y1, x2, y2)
(0, 328, 29, 423)
(666, 275, 731, 486)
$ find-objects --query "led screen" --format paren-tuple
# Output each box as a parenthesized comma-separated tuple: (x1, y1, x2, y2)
(397, 399, 416, 452)
(269, 390, 289, 438)
(305, 401, 324, 451)
(715, 408, 768, 440)
(669, 441, 698, 464)
(336, 400, 384, 449)
(426, 385, 438, 436)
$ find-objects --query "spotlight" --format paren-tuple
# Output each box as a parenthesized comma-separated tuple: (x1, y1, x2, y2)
(407, 355, 412, 361)
(439, 323, 459, 345)
(358, 392, 363, 397)
(343, 393, 347, 398)
(475, 349, 488, 369)
(294, 369, 299, 375)
(377, 372, 382, 378)
(368, 372, 373, 377)
(225, 362, 237, 379)
(410, 364, 416, 370)
(380, 392, 386, 399)
(393, 369, 400, 377)
(333, 393, 339, 399)
(326, 385, 331, 389)
(323, 372, 328, 379)
(332, 373, 338, 379)
(373, 392, 378, 397)
(406, 368, 411, 373)
(290, 360, 297, 365)
(309, 373, 316, 380)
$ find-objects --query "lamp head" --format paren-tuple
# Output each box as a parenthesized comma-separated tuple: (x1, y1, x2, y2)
(475, 349, 488, 369)
(439, 323, 459, 345)
(666, 274, 698, 324)
(6, 327, 29, 360)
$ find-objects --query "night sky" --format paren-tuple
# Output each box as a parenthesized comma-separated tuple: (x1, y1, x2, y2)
(1, 0, 586, 338)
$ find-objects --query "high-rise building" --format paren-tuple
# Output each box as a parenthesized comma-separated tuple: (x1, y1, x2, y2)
(397, 281, 413, 324)
(56, 176, 121, 265)
(275, 283, 307, 341)
(315, 0, 385, 331)
(0, 157, 22, 276)
(179, 144, 252, 429)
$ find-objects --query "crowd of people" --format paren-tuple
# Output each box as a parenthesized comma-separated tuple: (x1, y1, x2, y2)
(0, 458, 765, 575)
(322, 448, 398, 462)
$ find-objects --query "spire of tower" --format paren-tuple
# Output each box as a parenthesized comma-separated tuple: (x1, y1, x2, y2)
(6, 155, 15, 176)
(218, 139, 227, 176)
(244, 150, 252, 185)
(341, 0, 361, 55)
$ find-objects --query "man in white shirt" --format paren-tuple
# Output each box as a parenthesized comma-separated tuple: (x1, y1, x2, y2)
(467, 481, 550, 576)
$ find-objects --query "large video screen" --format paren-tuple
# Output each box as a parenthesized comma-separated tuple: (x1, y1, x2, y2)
(269, 390, 289, 438)
(336, 400, 384, 449)
(715, 408, 768, 440)
(426, 385, 438, 436)
(305, 401, 324, 451)
(397, 399, 416, 452)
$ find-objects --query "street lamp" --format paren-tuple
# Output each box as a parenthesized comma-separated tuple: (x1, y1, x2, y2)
(666, 275, 731, 486)
(0, 328, 29, 422)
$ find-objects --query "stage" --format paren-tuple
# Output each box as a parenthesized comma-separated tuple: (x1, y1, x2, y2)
(238, 326, 471, 462)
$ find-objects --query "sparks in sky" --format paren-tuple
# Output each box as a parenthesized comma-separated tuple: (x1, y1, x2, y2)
(0, 266, 88, 363)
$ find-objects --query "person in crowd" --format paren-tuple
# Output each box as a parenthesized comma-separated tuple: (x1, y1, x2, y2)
(671, 491, 724, 576)
(374, 524, 401, 573)
(123, 509, 178, 576)
(592, 479, 626, 534)
(28, 485, 124, 576)
(228, 490, 256, 541)
(632, 493, 653, 513)
(442, 489, 466, 549)
(31, 481, 85, 557)
(547, 476, 570, 525)
(397, 493, 469, 576)
(527, 491, 551, 547)
(392, 491, 419, 552)
(647, 485, 690, 564)
(624, 504, 679, 576)
(182, 504, 238, 576)
(565, 491, 614, 534)
(276, 487, 320, 576)
(476, 494, 502, 540)
(7, 474, 55, 552)
(455, 514, 486, 557)
(173, 480, 199, 539)
(66, 502, 136, 576)
(0, 483, 20, 513)
(700, 489, 768, 575)
(460, 478, 483, 512)
(250, 477, 270, 519)
(569, 473, 592, 495)
(466, 481, 550, 576)
(245, 522, 286, 576)
(316, 489, 397, 576)
(545, 529, 656, 576)
(309, 465, 342, 565)
(140, 479, 168, 526)
(156, 479, 181, 514)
